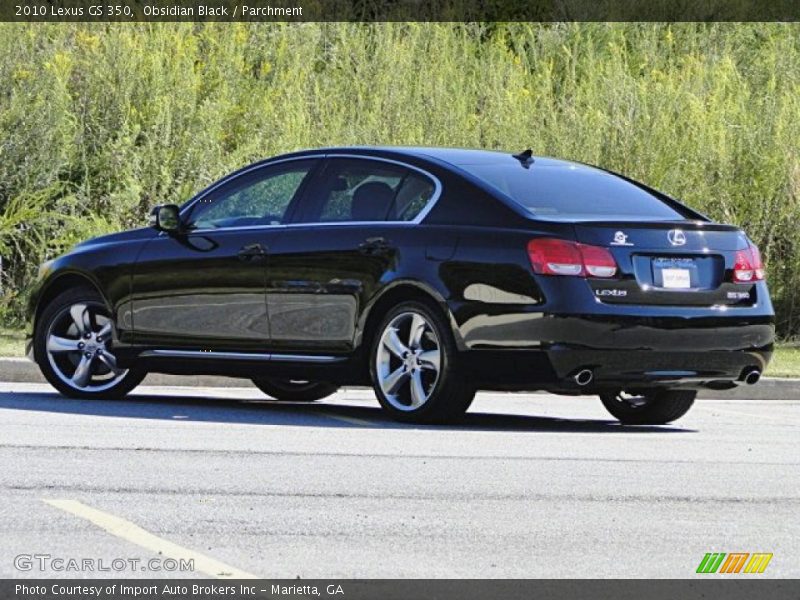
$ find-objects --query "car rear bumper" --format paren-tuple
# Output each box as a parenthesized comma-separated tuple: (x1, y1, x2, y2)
(544, 347, 770, 390)
(460, 314, 774, 393)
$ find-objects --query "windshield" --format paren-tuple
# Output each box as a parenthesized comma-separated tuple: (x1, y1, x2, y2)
(464, 160, 686, 221)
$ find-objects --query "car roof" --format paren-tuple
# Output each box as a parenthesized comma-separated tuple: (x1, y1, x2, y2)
(289, 146, 582, 170)
(380, 147, 577, 168)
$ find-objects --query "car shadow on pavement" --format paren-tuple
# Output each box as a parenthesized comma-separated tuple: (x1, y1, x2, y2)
(0, 391, 695, 433)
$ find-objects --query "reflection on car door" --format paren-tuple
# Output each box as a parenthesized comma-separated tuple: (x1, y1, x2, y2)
(265, 223, 398, 352)
(265, 157, 438, 353)
(130, 159, 318, 351)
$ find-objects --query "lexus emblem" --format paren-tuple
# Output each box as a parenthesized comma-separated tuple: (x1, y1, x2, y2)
(667, 229, 687, 246)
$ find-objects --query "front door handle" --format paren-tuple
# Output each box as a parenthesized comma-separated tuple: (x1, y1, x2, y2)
(359, 237, 391, 256)
(238, 243, 268, 262)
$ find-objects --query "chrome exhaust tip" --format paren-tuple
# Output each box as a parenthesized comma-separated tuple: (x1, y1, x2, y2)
(574, 369, 594, 387)
(743, 369, 761, 385)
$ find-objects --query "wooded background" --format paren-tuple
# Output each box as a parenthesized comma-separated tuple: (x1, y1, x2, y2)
(0, 23, 798, 336)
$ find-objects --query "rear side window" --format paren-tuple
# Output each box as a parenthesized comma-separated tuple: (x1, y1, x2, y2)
(299, 158, 437, 223)
(465, 161, 685, 220)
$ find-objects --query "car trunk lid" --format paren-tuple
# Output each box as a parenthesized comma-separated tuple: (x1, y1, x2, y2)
(571, 220, 756, 306)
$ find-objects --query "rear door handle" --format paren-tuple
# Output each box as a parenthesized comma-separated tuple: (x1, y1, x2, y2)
(237, 243, 268, 262)
(359, 237, 391, 255)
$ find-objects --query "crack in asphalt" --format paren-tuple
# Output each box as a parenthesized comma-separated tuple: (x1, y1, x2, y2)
(4, 483, 799, 504)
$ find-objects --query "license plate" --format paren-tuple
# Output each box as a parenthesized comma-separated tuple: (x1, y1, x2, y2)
(661, 268, 691, 289)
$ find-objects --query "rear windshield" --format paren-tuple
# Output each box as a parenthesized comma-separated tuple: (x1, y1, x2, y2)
(464, 161, 686, 220)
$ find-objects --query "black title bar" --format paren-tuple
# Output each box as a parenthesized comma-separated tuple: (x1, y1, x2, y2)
(4, 579, 800, 600)
(3, 0, 800, 22)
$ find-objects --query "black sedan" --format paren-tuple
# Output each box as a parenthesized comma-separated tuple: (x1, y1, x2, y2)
(26, 147, 774, 424)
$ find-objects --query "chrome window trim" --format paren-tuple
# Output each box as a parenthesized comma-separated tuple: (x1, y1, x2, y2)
(139, 349, 344, 363)
(176, 153, 443, 235)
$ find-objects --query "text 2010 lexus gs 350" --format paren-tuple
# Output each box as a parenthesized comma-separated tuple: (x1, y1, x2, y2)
(26, 147, 774, 424)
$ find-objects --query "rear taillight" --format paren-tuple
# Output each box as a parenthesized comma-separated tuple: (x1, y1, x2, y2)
(528, 238, 617, 278)
(733, 243, 765, 283)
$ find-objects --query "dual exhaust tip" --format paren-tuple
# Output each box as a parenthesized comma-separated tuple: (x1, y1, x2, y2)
(742, 368, 761, 386)
(574, 368, 594, 387)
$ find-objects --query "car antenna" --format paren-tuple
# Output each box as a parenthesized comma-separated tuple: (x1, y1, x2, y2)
(512, 149, 534, 168)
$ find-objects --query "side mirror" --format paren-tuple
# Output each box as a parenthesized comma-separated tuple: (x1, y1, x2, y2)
(149, 204, 182, 233)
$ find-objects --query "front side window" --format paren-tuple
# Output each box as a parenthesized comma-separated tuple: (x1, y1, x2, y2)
(300, 158, 436, 223)
(187, 160, 317, 230)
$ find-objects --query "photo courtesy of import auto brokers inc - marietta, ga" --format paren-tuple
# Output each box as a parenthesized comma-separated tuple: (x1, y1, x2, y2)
(26, 146, 774, 424)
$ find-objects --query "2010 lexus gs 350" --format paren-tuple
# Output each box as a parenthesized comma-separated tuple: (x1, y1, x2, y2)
(26, 147, 775, 424)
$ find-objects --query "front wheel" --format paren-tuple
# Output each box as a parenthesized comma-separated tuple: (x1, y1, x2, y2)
(252, 378, 339, 402)
(599, 389, 696, 425)
(35, 287, 146, 399)
(370, 300, 475, 424)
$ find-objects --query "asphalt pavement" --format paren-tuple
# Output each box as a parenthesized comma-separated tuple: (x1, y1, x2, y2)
(0, 382, 797, 579)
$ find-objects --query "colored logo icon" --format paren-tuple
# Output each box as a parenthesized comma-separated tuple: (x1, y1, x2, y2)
(696, 552, 773, 574)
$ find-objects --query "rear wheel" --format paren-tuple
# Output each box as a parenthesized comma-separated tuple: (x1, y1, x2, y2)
(251, 378, 339, 402)
(35, 287, 145, 399)
(370, 300, 475, 424)
(599, 389, 696, 425)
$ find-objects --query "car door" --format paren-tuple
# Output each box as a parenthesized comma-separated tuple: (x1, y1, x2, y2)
(130, 158, 319, 351)
(265, 156, 440, 353)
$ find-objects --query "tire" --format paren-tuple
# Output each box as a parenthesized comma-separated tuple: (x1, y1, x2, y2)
(252, 378, 339, 402)
(369, 300, 475, 424)
(599, 389, 696, 425)
(34, 286, 146, 400)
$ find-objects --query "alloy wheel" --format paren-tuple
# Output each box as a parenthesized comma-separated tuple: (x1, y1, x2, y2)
(375, 311, 441, 411)
(45, 302, 129, 392)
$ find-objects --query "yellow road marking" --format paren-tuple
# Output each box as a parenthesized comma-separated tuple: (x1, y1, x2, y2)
(43, 499, 257, 579)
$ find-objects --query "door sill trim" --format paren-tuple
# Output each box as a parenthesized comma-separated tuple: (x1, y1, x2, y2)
(139, 349, 345, 363)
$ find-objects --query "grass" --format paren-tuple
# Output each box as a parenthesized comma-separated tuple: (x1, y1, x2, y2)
(0, 328, 25, 358)
(767, 345, 800, 379)
(0, 327, 797, 378)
